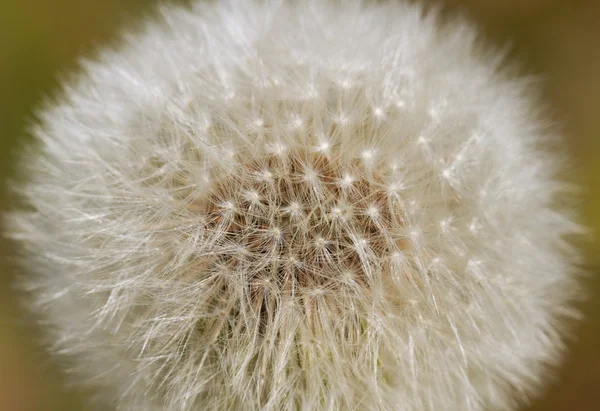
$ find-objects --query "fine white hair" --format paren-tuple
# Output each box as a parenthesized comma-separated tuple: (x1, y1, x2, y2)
(4, 0, 582, 410)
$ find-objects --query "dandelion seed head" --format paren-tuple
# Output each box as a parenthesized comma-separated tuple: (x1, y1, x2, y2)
(4, 1, 582, 410)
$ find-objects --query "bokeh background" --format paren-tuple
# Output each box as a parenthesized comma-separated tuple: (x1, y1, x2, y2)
(0, 0, 598, 410)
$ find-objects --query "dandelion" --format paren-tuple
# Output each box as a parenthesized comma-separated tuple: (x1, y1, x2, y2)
(4, 0, 582, 410)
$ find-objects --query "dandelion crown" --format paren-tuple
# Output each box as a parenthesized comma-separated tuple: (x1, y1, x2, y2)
(5, 0, 582, 410)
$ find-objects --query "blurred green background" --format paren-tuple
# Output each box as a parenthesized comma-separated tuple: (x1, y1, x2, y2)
(0, 0, 598, 410)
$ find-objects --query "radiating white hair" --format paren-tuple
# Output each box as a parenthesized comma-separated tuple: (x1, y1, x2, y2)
(4, 0, 583, 410)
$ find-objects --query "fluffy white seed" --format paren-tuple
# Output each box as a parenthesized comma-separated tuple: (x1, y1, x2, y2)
(4, 1, 583, 410)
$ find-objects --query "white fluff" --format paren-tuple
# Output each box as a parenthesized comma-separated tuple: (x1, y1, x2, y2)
(4, 0, 583, 410)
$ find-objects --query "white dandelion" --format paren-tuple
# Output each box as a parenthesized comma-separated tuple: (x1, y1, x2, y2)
(4, 0, 583, 410)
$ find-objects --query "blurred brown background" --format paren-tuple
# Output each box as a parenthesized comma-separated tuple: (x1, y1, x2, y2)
(0, 0, 598, 410)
